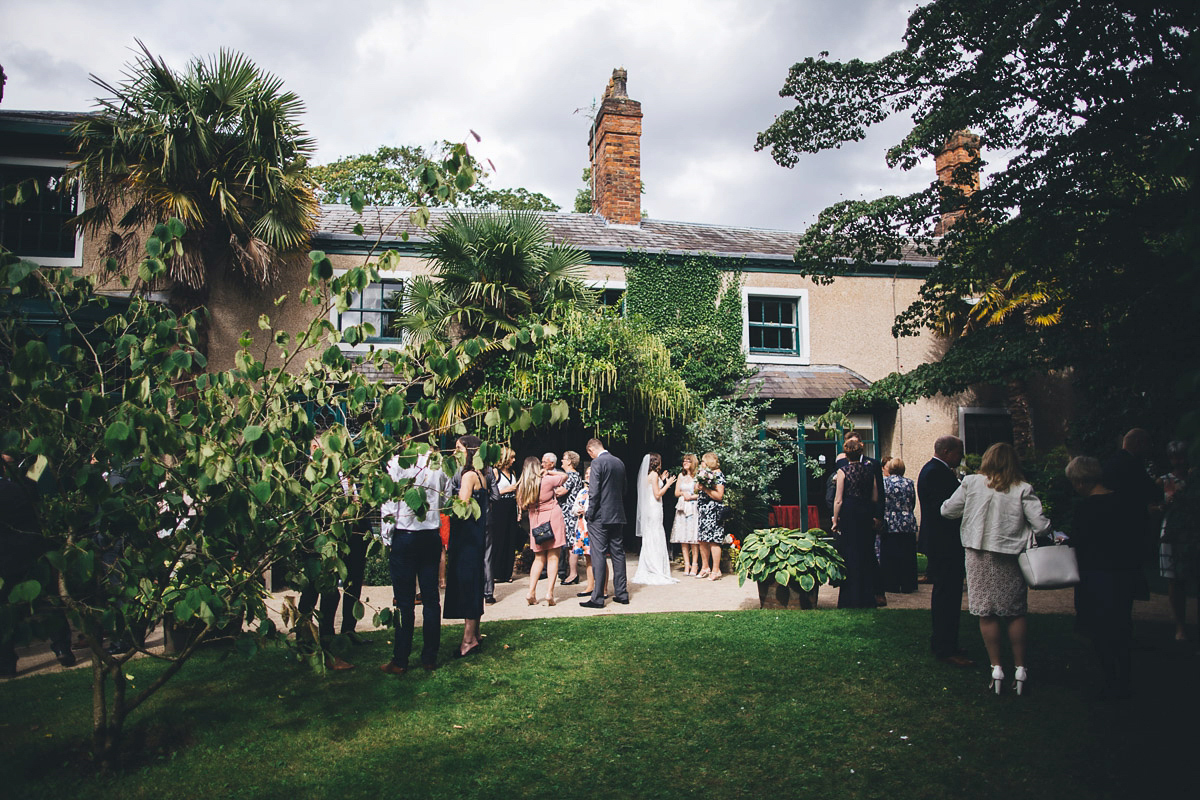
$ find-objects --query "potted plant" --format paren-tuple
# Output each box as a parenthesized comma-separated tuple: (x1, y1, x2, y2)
(733, 527, 845, 610)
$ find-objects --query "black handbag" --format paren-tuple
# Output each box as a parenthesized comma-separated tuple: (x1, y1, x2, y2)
(531, 521, 555, 545)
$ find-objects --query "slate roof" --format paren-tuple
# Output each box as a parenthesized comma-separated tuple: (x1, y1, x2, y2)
(742, 364, 873, 400)
(317, 206, 938, 265)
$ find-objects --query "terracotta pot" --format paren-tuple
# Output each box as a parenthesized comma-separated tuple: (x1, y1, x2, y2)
(757, 579, 818, 610)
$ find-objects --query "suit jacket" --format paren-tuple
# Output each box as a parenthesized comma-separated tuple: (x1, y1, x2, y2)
(586, 450, 627, 525)
(917, 457, 961, 557)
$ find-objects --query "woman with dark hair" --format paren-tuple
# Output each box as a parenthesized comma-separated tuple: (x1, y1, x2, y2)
(484, 446, 519, 600)
(633, 452, 678, 584)
(443, 435, 488, 658)
(942, 442, 1052, 695)
(832, 437, 879, 608)
(517, 454, 567, 605)
(880, 457, 919, 593)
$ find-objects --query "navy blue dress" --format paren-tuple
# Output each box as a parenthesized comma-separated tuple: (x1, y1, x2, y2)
(837, 461, 878, 609)
(444, 475, 488, 620)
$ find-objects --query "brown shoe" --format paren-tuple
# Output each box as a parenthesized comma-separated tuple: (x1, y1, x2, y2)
(328, 657, 355, 671)
(379, 662, 407, 676)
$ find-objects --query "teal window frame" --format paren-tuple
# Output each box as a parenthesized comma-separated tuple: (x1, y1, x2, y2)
(748, 296, 799, 354)
(339, 278, 405, 343)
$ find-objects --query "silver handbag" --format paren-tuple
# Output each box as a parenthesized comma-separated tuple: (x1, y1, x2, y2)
(1018, 532, 1080, 589)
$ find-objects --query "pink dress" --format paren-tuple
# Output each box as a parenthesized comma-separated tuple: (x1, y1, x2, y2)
(528, 472, 568, 552)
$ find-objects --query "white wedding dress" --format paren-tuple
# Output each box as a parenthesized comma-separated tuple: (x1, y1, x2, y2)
(632, 455, 679, 585)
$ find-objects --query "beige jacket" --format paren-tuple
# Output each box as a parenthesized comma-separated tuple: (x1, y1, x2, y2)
(940, 474, 1052, 555)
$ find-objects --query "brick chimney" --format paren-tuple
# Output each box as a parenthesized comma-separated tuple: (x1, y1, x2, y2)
(933, 130, 980, 235)
(589, 68, 642, 225)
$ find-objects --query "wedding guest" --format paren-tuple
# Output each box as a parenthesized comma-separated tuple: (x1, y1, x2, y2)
(918, 435, 972, 667)
(1066, 456, 1141, 698)
(832, 437, 879, 608)
(572, 466, 595, 597)
(1158, 441, 1198, 642)
(671, 454, 701, 576)
(695, 452, 727, 580)
(1103, 428, 1158, 596)
(444, 436, 488, 658)
(517, 455, 567, 605)
(942, 442, 1052, 695)
(380, 447, 451, 676)
(880, 457, 919, 593)
(484, 446, 519, 601)
(559, 451, 586, 586)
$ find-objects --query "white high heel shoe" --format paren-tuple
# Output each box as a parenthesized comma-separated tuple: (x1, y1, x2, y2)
(989, 665, 1005, 695)
(1013, 666, 1028, 696)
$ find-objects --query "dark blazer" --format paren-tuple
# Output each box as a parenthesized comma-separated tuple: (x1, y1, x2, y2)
(916, 457, 961, 557)
(586, 450, 627, 525)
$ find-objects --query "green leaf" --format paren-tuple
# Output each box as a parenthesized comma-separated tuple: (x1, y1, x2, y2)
(349, 190, 365, 213)
(145, 236, 162, 257)
(352, 601, 365, 621)
(8, 579, 42, 604)
(243, 425, 264, 443)
(382, 394, 404, 421)
(250, 481, 272, 504)
(167, 218, 186, 238)
(799, 573, 815, 592)
(104, 420, 133, 447)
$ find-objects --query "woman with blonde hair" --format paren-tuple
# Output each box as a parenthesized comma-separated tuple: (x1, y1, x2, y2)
(517, 455, 568, 605)
(695, 452, 727, 580)
(671, 454, 702, 576)
(941, 442, 1052, 695)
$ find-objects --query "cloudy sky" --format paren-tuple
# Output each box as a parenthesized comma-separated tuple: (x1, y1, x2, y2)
(2, 0, 934, 232)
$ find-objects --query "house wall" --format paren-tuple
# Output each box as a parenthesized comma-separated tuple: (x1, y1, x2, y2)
(738, 269, 968, 465)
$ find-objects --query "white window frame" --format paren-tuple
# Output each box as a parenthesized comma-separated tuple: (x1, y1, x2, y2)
(330, 268, 412, 353)
(743, 286, 810, 365)
(0, 156, 84, 267)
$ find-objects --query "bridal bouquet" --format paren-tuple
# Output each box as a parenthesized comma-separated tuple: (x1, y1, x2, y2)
(696, 467, 721, 492)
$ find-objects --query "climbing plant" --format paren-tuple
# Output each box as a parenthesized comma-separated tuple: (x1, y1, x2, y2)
(624, 251, 749, 400)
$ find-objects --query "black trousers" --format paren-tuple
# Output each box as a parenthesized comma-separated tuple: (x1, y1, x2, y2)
(928, 542, 966, 657)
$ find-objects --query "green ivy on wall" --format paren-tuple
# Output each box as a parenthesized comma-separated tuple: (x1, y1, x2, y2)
(624, 251, 750, 400)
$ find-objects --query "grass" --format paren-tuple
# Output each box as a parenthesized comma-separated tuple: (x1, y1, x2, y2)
(1, 609, 1193, 799)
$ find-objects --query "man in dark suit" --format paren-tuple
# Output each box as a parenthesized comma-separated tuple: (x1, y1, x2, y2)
(918, 435, 973, 667)
(1102, 428, 1159, 598)
(581, 438, 629, 608)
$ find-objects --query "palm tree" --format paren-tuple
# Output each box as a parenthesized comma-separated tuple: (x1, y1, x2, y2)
(397, 209, 593, 345)
(70, 42, 318, 346)
(392, 210, 594, 426)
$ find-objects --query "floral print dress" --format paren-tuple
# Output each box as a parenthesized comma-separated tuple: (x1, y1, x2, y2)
(696, 470, 727, 544)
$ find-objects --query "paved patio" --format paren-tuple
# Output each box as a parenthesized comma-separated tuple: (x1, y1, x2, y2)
(4, 553, 1188, 680)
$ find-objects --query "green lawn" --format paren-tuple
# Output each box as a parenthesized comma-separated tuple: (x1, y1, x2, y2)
(1, 609, 1192, 799)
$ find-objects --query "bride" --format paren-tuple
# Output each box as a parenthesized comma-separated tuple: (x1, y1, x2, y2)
(632, 453, 679, 585)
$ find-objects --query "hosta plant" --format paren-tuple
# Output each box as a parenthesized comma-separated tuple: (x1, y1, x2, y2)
(734, 527, 844, 592)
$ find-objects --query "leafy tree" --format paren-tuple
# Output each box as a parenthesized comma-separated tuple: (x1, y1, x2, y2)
(574, 167, 593, 213)
(70, 42, 319, 330)
(755, 0, 1198, 452)
(625, 252, 749, 400)
(312, 143, 560, 211)
(688, 395, 798, 540)
(0, 228, 562, 770)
